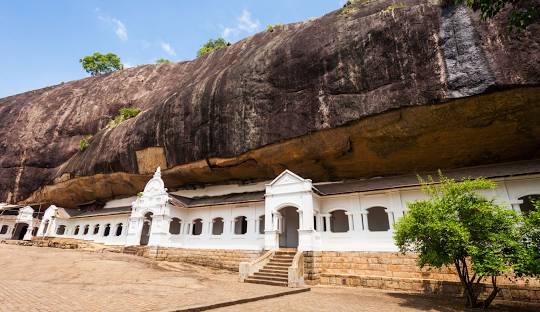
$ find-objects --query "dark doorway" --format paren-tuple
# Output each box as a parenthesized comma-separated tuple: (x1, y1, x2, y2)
(12, 223, 29, 240)
(140, 212, 153, 246)
(278, 206, 299, 248)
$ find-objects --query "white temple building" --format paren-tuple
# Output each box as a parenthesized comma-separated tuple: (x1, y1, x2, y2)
(2, 160, 537, 253)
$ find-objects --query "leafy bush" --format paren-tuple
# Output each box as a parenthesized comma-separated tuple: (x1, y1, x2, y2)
(266, 23, 283, 32)
(106, 107, 142, 129)
(197, 38, 229, 57)
(79, 136, 92, 151)
(156, 58, 171, 64)
(80, 53, 123, 76)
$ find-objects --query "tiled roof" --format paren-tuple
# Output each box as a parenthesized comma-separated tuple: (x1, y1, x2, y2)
(170, 191, 265, 208)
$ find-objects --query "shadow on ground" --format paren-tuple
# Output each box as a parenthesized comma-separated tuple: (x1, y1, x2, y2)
(388, 292, 539, 312)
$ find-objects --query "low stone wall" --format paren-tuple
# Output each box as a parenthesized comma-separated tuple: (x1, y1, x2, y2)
(147, 247, 263, 272)
(304, 251, 540, 303)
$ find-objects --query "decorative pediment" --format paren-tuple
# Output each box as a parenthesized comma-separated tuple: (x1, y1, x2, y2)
(142, 167, 167, 196)
(268, 170, 306, 186)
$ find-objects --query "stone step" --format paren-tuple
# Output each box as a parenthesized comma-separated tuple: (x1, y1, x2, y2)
(272, 255, 295, 260)
(253, 272, 289, 280)
(268, 258, 292, 264)
(264, 264, 290, 270)
(259, 268, 289, 275)
(244, 277, 288, 287)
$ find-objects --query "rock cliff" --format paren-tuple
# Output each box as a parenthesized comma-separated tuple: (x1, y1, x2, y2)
(0, 0, 539, 207)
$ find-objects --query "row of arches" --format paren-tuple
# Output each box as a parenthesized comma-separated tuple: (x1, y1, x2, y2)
(56, 223, 124, 237)
(314, 207, 391, 233)
(168, 216, 261, 236)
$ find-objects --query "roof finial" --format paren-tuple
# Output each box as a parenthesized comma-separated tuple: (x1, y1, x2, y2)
(154, 167, 161, 178)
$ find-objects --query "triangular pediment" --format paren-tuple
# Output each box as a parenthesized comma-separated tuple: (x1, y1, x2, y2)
(269, 170, 306, 186)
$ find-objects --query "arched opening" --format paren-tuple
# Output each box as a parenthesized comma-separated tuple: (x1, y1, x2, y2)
(367, 207, 390, 231)
(234, 216, 248, 235)
(12, 223, 29, 240)
(258, 215, 265, 234)
(115, 223, 123, 236)
(103, 224, 111, 237)
(43, 220, 50, 235)
(169, 218, 181, 235)
(0, 225, 8, 235)
(519, 195, 540, 214)
(192, 218, 203, 236)
(278, 206, 299, 248)
(74, 225, 80, 235)
(93, 224, 100, 235)
(83, 224, 90, 235)
(140, 212, 153, 246)
(56, 225, 66, 235)
(32, 227, 38, 236)
(330, 210, 349, 233)
(212, 217, 224, 235)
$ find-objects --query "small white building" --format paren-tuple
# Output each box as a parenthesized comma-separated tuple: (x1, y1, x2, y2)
(34, 160, 539, 253)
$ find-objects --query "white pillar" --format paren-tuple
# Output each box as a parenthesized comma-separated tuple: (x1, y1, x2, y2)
(345, 212, 354, 232)
(361, 211, 369, 231)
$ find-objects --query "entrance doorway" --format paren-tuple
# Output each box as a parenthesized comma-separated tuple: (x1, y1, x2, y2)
(12, 223, 29, 240)
(140, 212, 153, 246)
(278, 206, 299, 248)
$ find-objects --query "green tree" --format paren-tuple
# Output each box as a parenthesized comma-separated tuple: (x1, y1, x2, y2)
(394, 174, 522, 308)
(156, 58, 171, 64)
(197, 38, 229, 57)
(450, 0, 538, 30)
(80, 53, 123, 76)
(106, 107, 142, 129)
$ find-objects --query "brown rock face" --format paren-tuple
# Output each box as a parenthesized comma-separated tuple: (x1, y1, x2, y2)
(1, 0, 539, 207)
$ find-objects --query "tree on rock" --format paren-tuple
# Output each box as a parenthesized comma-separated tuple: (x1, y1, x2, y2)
(197, 38, 230, 57)
(394, 173, 524, 309)
(80, 53, 124, 76)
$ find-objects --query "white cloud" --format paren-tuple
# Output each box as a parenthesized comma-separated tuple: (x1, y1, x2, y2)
(98, 14, 128, 42)
(112, 18, 128, 42)
(160, 42, 176, 56)
(222, 9, 260, 41)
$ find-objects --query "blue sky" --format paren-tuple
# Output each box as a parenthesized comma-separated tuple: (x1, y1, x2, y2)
(0, 1, 344, 98)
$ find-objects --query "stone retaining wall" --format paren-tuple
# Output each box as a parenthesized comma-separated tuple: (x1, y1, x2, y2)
(147, 247, 263, 271)
(304, 251, 540, 303)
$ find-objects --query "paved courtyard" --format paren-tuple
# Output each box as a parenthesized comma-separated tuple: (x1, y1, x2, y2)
(0, 244, 536, 312)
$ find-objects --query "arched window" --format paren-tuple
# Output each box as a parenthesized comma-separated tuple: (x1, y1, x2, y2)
(258, 215, 265, 234)
(93, 224, 100, 235)
(43, 220, 49, 234)
(0, 225, 8, 234)
(83, 224, 90, 235)
(103, 224, 111, 237)
(192, 219, 203, 236)
(519, 195, 540, 214)
(115, 223, 123, 236)
(169, 218, 181, 235)
(330, 210, 349, 233)
(74, 225, 80, 235)
(367, 207, 390, 231)
(234, 216, 248, 235)
(56, 225, 66, 235)
(212, 217, 224, 235)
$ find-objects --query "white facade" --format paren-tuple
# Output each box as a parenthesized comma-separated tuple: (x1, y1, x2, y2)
(31, 168, 540, 252)
(0, 205, 40, 240)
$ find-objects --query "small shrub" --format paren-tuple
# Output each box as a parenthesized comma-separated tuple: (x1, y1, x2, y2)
(137, 192, 144, 198)
(266, 23, 283, 32)
(156, 58, 171, 64)
(106, 107, 142, 129)
(79, 136, 92, 151)
(197, 38, 230, 57)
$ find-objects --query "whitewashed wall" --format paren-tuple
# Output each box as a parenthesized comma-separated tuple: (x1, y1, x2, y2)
(39, 173, 540, 252)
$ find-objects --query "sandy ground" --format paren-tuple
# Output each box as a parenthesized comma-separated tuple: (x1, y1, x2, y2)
(0, 244, 537, 312)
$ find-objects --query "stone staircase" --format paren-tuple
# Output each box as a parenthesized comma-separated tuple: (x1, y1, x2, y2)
(244, 250, 296, 287)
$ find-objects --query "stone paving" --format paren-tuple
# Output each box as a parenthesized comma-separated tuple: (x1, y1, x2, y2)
(1, 244, 538, 312)
(0, 244, 290, 312)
